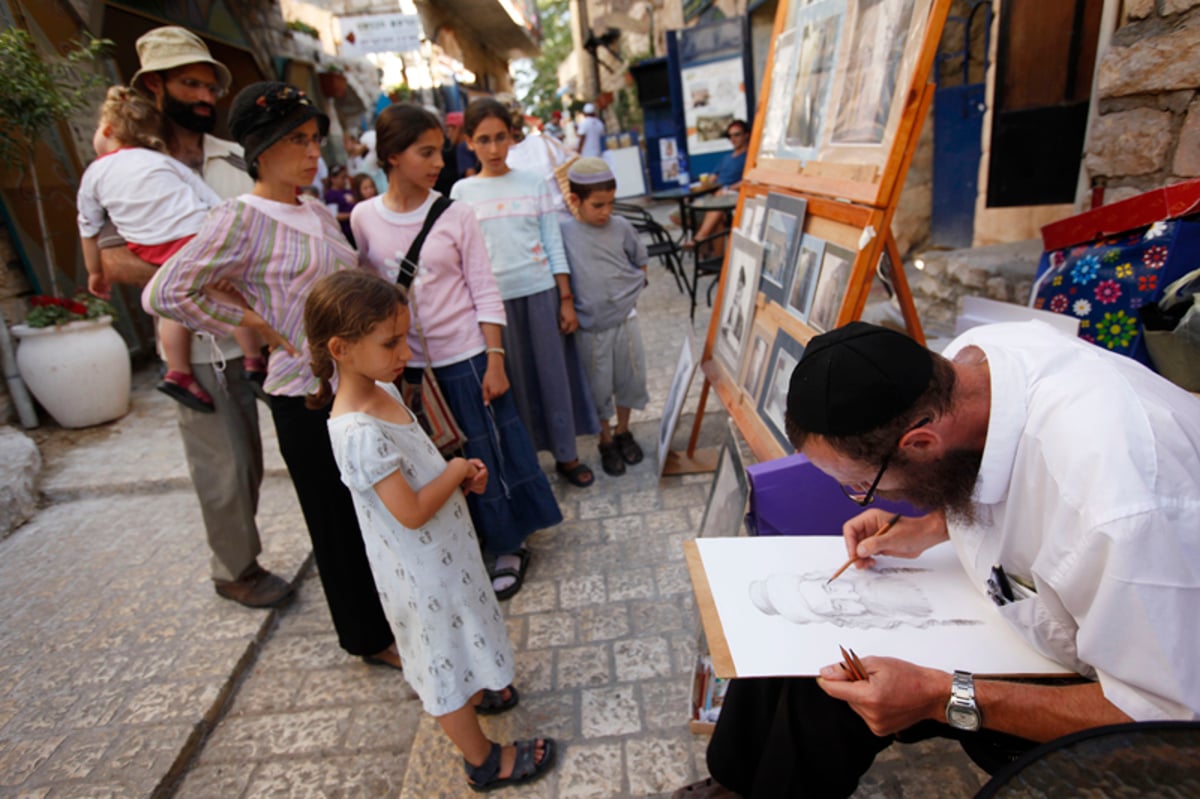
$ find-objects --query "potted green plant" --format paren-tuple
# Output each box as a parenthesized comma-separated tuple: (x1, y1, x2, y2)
(0, 28, 109, 297)
(11, 292, 131, 428)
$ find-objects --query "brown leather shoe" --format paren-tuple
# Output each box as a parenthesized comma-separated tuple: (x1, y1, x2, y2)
(214, 563, 294, 608)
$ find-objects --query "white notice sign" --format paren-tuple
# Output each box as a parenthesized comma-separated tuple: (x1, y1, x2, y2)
(338, 13, 422, 57)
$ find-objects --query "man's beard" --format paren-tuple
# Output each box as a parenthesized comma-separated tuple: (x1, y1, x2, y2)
(164, 93, 216, 134)
(879, 448, 984, 526)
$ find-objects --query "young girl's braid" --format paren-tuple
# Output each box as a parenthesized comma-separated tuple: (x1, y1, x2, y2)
(304, 271, 408, 410)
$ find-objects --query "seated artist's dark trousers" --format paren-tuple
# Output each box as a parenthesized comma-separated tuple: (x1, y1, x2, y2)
(707, 677, 1037, 799)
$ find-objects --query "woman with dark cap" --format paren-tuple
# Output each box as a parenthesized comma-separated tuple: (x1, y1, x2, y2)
(144, 82, 401, 670)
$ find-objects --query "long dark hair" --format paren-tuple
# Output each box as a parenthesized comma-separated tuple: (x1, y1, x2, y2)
(304, 271, 408, 409)
(463, 97, 512, 138)
(375, 103, 442, 176)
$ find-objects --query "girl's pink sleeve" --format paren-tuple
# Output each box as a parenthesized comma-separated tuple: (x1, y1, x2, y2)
(457, 208, 507, 327)
(142, 201, 252, 335)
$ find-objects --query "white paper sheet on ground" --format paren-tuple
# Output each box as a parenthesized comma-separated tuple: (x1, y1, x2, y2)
(695, 536, 1072, 677)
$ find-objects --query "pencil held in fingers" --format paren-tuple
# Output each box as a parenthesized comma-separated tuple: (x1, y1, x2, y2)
(827, 512, 904, 585)
(839, 645, 867, 681)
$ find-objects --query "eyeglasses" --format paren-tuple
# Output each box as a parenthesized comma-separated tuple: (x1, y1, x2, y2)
(728, 129, 747, 138)
(171, 76, 226, 99)
(284, 132, 325, 148)
(839, 416, 932, 506)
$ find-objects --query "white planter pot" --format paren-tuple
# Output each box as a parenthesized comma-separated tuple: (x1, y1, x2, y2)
(11, 315, 131, 428)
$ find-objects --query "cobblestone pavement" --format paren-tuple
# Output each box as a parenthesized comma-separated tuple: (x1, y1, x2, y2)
(1, 203, 986, 798)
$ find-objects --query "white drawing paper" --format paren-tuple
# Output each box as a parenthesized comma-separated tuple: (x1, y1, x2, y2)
(694, 536, 1072, 678)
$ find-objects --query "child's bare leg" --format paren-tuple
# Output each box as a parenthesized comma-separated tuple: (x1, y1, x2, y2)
(598, 418, 614, 444)
(233, 328, 267, 371)
(157, 320, 215, 412)
(161, 319, 194, 378)
(439, 696, 549, 782)
(614, 405, 633, 435)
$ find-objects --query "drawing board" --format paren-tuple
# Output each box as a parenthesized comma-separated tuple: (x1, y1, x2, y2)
(687, 536, 1074, 678)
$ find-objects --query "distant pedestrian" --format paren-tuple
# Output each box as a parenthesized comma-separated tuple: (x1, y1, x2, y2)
(351, 172, 378, 203)
(559, 158, 650, 476)
(323, 163, 356, 245)
(576, 102, 605, 157)
(305, 269, 556, 793)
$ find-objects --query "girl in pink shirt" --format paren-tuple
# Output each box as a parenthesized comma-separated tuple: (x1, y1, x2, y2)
(350, 103, 561, 602)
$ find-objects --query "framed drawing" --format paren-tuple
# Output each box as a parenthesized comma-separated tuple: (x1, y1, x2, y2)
(715, 232, 765, 378)
(737, 320, 775, 402)
(820, 0, 933, 166)
(739, 195, 767, 241)
(698, 420, 750, 538)
(657, 335, 700, 477)
(808, 243, 855, 332)
(778, 1, 845, 161)
(759, 192, 808, 304)
(758, 28, 797, 157)
(785, 234, 826, 323)
(756, 330, 806, 453)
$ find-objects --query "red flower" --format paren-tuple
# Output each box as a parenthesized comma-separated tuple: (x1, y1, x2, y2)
(1094, 279, 1122, 304)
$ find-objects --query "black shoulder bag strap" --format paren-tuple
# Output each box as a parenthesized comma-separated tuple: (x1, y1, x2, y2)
(396, 195, 453, 290)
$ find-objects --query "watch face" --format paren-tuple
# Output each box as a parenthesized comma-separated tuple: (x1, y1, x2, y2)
(947, 704, 981, 731)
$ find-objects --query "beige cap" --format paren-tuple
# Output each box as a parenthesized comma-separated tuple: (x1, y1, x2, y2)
(130, 26, 232, 96)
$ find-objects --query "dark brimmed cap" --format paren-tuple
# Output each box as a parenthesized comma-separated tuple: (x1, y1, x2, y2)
(787, 322, 933, 436)
(228, 82, 329, 167)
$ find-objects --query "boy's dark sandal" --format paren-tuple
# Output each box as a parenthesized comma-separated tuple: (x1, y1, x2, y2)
(475, 684, 519, 715)
(465, 738, 556, 793)
(555, 460, 595, 487)
(614, 431, 644, 464)
(599, 441, 626, 475)
(492, 547, 530, 601)
(158, 370, 215, 413)
(361, 654, 403, 672)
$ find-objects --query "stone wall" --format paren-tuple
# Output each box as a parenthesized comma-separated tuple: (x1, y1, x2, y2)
(0, 228, 33, 426)
(1088, 1, 1200, 202)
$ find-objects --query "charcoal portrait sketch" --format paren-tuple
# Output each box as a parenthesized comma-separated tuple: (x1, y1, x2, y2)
(748, 568, 982, 629)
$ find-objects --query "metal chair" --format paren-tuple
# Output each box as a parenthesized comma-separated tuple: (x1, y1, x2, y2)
(613, 202, 688, 293)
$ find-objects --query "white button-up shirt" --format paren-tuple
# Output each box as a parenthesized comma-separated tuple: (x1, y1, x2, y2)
(943, 321, 1200, 721)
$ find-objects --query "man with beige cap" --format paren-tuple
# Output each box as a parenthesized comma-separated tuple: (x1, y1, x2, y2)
(99, 26, 292, 608)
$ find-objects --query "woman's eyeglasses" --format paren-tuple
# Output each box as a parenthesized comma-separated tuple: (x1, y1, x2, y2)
(284, 133, 325, 148)
(839, 417, 932, 506)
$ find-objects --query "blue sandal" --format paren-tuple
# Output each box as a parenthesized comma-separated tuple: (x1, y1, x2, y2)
(475, 684, 519, 715)
(465, 738, 556, 793)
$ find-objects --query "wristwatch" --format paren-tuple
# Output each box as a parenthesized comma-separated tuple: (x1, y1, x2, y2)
(945, 670, 982, 731)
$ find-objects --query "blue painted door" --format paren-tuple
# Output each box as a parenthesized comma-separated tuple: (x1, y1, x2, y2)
(931, 1, 991, 249)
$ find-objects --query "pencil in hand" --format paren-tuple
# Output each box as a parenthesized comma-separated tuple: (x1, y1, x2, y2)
(839, 645, 869, 682)
(827, 512, 904, 585)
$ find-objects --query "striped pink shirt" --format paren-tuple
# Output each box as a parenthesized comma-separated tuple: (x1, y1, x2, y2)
(144, 195, 363, 397)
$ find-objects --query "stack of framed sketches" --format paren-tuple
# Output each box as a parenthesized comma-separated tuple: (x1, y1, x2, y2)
(688, 0, 949, 464)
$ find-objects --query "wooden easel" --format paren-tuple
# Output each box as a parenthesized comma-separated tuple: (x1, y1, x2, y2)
(680, 0, 952, 465)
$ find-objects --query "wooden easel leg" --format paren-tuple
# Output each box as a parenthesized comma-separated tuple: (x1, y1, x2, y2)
(665, 377, 718, 474)
(883, 232, 927, 346)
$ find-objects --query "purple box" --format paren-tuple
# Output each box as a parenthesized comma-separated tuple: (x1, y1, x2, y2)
(746, 453, 920, 537)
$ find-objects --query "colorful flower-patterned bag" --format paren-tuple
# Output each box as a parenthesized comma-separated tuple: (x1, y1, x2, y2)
(1032, 216, 1200, 366)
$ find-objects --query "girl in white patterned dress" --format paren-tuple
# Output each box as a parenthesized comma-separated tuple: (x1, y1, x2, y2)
(305, 270, 555, 792)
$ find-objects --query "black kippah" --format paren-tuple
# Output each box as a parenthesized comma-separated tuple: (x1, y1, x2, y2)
(786, 322, 933, 436)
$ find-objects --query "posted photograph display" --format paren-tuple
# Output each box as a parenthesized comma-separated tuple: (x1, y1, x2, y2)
(681, 57, 749, 156)
(808, 243, 855, 332)
(781, 2, 844, 161)
(759, 192, 808, 305)
(737, 321, 775, 402)
(657, 336, 700, 477)
(715, 232, 765, 378)
(756, 330, 806, 453)
(785, 234, 826, 323)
